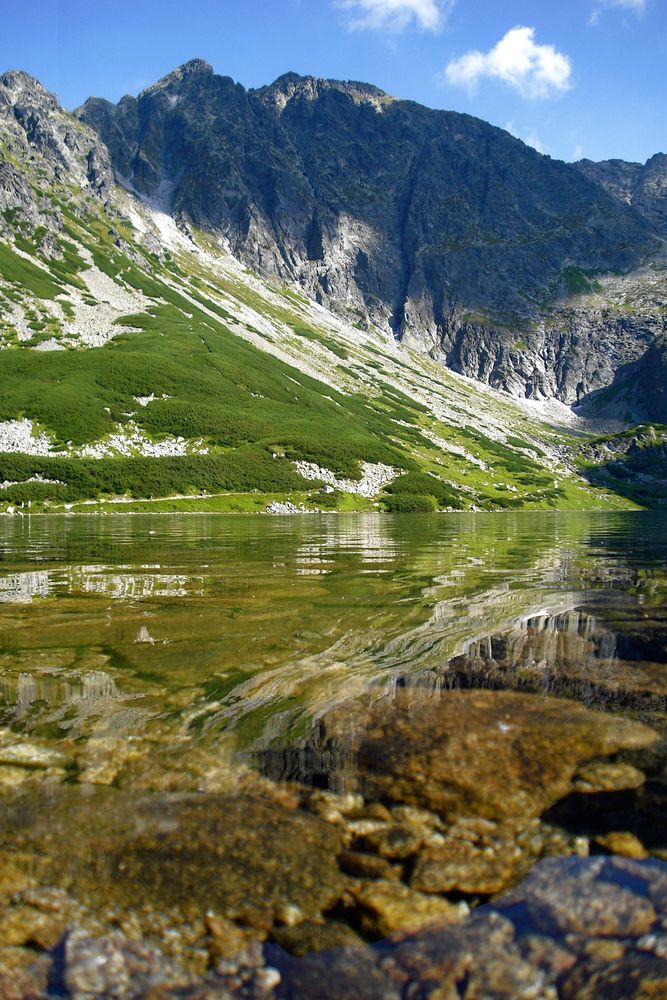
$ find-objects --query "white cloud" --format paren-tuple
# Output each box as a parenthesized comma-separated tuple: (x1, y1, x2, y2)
(505, 120, 548, 155)
(337, 0, 453, 33)
(525, 130, 546, 154)
(590, 0, 646, 25)
(444, 26, 573, 100)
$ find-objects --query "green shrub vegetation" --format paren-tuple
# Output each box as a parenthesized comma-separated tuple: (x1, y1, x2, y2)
(0, 241, 63, 299)
(383, 472, 461, 508)
(0, 247, 422, 496)
(562, 266, 602, 296)
(382, 493, 438, 513)
(0, 449, 311, 504)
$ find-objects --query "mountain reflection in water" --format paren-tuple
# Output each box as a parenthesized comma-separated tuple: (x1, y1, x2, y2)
(0, 511, 664, 785)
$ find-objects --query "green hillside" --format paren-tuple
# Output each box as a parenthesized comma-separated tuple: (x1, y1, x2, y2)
(0, 75, 652, 513)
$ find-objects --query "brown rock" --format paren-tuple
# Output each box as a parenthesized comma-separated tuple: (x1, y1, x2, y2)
(357, 802, 392, 822)
(349, 690, 658, 820)
(0, 961, 49, 1000)
(271, 919, 365, 956)
(389, 805, 443, 829)
(350, 879, 465, 937)
(0, 906, 64, 949)
(582, 938, 626, 961)
(595, 831, 649, 859)
(518, 934, 577, 977)
(573, 761, 646, 793)
(206, 914, 263, 961)
(0, 790, 345, 928)
(338, 850, 398, 880)
(411, 837, 523, 896)
(357, 823, 424, 860)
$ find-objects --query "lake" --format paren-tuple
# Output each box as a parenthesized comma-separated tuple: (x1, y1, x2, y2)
(0, 511, 666, 994)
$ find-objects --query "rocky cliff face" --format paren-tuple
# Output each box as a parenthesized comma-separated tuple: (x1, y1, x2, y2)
(578, 331, 667, 423)
(76, 61, 666, 410)
(576, 154, 667, 239)
(438, 308, 661, 405)
(0, 70, 112, 232)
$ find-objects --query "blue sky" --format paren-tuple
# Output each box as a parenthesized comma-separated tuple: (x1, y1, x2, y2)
(1, 0, 665, 163)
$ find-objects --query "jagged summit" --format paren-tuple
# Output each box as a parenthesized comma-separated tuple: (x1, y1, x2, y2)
(140, 58, 214, 95)
(575, 153, 667, 239)
(0, 68, 112, 200)
(76, 59, 661, 387)
(0, 69, 57, 107)
(254, 71, 392, 112)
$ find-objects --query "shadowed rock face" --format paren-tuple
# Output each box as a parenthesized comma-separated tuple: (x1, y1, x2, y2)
(576, 331, 667, 423)
(576, 154, 667, 239)
(76, 61, 666, 410)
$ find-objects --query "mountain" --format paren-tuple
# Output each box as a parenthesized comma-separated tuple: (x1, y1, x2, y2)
(77, 60, 666, 412)
(0, 63, 665, 513)
(575, 154, 667, 239)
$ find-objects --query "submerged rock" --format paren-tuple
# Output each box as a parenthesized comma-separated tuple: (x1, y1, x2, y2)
(410, 835, 524, 896)
(0, 791, 344, 928)
(573, 761, 647, 794)
(274, 856, 667, 999)
(0, 740, 70, 770)
(496, 855, 657, 938)
(2, 850, 667, 998)
(348, 879, 465, 937)
(345, 689, 658, 820)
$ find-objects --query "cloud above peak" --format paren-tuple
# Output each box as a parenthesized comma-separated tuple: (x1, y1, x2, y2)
(590, 0, 646, 25)
(338, 0, 453, 33)
(444, 26, 573, 100)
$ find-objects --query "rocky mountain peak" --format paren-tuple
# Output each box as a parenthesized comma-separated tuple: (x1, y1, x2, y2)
(0, 68, 113, 219)
(0, 69, 58, 112)
(254, 72, 392, 113)
(575, 153, 667, 238)
(140, 58, 214, 96)
(68, 60, 666, 414)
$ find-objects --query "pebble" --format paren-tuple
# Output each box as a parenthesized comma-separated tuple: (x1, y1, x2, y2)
(0, 743, 69, 770)
(595, 831, 649, 859)
(573, 762, 647, 793)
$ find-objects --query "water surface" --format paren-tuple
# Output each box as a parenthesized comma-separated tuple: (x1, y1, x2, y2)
(0, 511, 665, 775)
(1, 511, 666, 980)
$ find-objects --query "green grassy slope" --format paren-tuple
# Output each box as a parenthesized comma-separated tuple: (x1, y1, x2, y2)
(0, 162, 647, 513)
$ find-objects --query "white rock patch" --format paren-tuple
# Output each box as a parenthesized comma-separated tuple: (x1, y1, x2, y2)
(0, 420, 58, 456)
(134, 393, 171, 407)
(33, 338, 66, 352)
(266, 501, 313, 514)
(64, 261, 151, 348)
(0, 474, 63, 489)
(294, 461, 397, 497)
(419, 427, 488, 471)
(75, 422, 208, 459)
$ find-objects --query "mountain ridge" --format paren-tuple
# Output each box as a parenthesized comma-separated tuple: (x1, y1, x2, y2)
(0, 62, 664, 512)
(76, 60, 665, 413)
